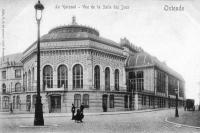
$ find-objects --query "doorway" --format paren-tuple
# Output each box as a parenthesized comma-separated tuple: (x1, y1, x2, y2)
(102, 94, 108, 112)
(50, 95, 61, 113)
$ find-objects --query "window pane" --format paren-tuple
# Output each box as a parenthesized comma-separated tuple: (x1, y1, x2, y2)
(115, 69, 119, 91)
(58, 65, 68, 88)
(74, 94, 81, 108)
(73, 64, 83, 89)
(105, 67, 110, 91)
(94, 66, 100, 89)
(43, 65, 53, 89)
(83, 94, 89, 108)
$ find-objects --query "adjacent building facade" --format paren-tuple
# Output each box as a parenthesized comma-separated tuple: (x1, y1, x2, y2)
(0, 18, 185, 113)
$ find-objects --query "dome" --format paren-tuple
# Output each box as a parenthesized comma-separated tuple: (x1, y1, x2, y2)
(40, 16, 99, 42)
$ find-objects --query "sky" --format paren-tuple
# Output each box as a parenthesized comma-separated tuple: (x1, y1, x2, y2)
(0, 0, 200, 104)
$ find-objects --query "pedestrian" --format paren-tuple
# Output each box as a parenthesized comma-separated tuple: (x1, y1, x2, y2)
(71, 103, 75, 120)
(80, 103, 85, 122)
(80, 103, 84, 113)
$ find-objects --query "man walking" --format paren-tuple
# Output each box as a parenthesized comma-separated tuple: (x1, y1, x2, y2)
(80, 103, 84, 113)
(71, 103, 75, 120)
(80, 103, 85, 122)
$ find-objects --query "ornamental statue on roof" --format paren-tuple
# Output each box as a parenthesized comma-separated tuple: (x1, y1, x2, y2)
(72, 16, 77, 25)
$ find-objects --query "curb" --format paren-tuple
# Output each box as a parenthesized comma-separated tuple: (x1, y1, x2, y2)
(165, 117, 200, 129)
(19, 124, 59, 128)
(0, 108, 168, 119)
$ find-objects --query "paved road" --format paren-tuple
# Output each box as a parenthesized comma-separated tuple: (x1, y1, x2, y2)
(0, 109, 199, 133)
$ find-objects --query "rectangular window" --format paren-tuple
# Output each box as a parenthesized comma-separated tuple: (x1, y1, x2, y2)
(15, 69, 21, 78)
(83, 94, 89, 108)
(2, 71, 6, 79)
(142, 95, 146, 105)
(124, 95, 128, 108)
(128, 71, 144, 92)
(74, 94, 81, 108)
(109, 95, 114, 108)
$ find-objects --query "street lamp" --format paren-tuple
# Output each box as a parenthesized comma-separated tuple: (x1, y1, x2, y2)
(175, 89, 179, 117)
(34, 0, 44, 126)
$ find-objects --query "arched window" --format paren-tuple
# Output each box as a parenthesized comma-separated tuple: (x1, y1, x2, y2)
(94, 65, 100, 90)
(26, 95, 31, 111)
(28, 70, 31, 91)
(74, 94, 81, 108)
(32, 68, 34, 89)
(57, 65, 68, 88)
(2, 84, 6, 93)
(83, 94, 89, 108)
(73, 64, 83, 89)
(43, 65, 53, 89)
(16, 95, 20, 109)
(105, 67, 110, 91)
(114, 69, 119, 91)
(2, 96, 9, 109)
(13, 96, 15, 109)
(109, 95, 114, 108)
(23, 72, 27, 92)
(15, 83, 21, 92)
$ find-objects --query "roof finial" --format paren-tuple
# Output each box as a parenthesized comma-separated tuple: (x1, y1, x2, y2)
(72, 16, 77, 25)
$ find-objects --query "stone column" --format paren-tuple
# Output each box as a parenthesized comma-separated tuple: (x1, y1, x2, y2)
(134, 92, 138, 110)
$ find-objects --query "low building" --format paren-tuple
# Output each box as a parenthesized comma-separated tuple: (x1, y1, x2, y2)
(0, 18, 185, 113)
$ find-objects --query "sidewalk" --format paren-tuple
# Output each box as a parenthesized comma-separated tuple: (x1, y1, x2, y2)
(0, 108, 167, 119)
(167, 110, 200, 128)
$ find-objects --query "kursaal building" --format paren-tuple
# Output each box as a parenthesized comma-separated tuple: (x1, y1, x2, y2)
(0, 18, 185, 113)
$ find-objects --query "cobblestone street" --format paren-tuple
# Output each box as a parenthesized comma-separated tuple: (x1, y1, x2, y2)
(0, 109, 200, 133)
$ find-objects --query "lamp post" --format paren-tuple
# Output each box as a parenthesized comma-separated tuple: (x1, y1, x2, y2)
(34, 0, 44, 126)
(175, 90, 179, 117)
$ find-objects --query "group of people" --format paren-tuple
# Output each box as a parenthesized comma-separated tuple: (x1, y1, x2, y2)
(71, 103, 85, 123)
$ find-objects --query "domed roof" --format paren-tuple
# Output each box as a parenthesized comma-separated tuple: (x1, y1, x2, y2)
(126, 52, 184, 80)
(40, 16, 99, 42)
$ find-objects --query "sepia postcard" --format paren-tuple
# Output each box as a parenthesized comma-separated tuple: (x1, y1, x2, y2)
(0, 0, 200, 133)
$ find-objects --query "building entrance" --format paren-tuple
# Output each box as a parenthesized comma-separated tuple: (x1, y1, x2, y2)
(102, 95, 108, 112)
(50, 95, 61, 113)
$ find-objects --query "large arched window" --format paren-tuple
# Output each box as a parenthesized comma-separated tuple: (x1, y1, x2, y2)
(105, 67, 110, 91)
(114, 69, 119, 91)
(83, 94, 89, 108)
(28, 70, 31, 91)
(57, 65, 68, 88)
(26, 95, 31, 111)
(2, 84, 6, 93)
(16, 95, 20, 109)
(2, 96, 9, 109)
(74, 94, 81, 108)
(94, 65, 100, 90)
(73, 64, 83, 89)
(43, 65, 53, 89)
(23, 72, 27, 92)
(15, 83, 21, 92)
(32, 68, 34, 90)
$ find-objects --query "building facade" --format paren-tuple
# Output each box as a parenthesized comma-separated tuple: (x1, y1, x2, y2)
(0, 18, 185, 113)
